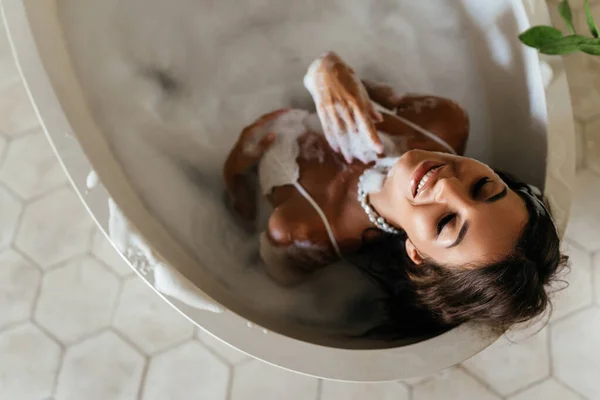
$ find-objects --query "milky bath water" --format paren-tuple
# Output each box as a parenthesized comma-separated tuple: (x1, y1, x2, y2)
(57, 0, 545, 337)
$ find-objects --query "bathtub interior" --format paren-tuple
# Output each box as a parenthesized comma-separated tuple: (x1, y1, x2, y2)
(52, 0, 548, 348)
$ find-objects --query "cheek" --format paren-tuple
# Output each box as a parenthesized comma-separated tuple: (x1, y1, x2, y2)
(397, 207, 433, 242)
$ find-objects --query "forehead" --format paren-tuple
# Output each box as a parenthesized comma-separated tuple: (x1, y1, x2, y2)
(448, 189, 528, 266)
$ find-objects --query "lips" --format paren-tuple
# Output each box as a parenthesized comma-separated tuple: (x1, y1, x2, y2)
(411, 161, 445, 198)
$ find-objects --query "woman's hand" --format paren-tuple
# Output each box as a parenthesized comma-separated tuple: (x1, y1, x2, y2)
(223, 109, 290, 220)
(304, 52, 384, 164)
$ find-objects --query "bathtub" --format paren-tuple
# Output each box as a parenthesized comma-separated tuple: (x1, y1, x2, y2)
(1, 0, 575, 382)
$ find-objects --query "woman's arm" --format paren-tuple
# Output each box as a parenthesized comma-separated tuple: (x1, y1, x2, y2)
(223, 109, 289, 220)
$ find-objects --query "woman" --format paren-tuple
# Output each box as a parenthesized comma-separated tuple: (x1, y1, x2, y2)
(223, 52, 567, 334)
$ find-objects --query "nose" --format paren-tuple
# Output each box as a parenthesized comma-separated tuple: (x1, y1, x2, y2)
(434, 177, 474, 208)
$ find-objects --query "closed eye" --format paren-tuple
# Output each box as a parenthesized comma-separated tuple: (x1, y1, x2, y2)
(437, 213, 456, 235)
(471, 177, 492, 198)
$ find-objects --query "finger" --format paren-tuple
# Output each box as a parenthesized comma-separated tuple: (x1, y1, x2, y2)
(356, 151, 368, 165)
(368, 126, 385, 154)
(258, 132, 277, 151)
(327, 104, 346, 133)
(361, 113, 384, 154)
(341, 107, 358, 135)
(351, 107, 383, 155)
(338, 140, 353, 164)
(316, 105, 341, 153)
(369, 102, 384, 123)
(256, 108, 291, 126)
(323, 125, 340, 153)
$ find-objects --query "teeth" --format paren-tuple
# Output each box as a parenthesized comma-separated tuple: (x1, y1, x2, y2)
(416, 166, 441, 194)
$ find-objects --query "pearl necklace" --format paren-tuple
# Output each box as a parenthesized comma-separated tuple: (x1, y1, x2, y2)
(357, 169, 401, 235)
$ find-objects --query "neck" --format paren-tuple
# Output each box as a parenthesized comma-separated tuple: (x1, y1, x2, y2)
(369, 190, 393, 226)
(356, 162, 401, 235)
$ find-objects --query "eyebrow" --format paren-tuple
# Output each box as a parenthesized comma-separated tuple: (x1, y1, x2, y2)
(446, 187, 508, 249)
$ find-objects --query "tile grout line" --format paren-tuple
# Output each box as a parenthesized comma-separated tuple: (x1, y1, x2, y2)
(224, 364, 235, 400)
(110, 327, 150, 358)
(107, 278, 125, 323)
(193, 335, 236, 368)
(549, 303, 595, 326)
(50, 346, 66, 399)
(503, 375, 551, 399)
(0, 179, 26, 206)
(89, 251, 132, 280)
(315, 378, 323, 400)
(406, 381, 414, 400)
(457, 365, 506, 399)
(10, 245, 44, 272)
(547, 325, 555, 376)
(21, 182, 71, 206)
(135, 356, 151, 400)
(553, 376, 592, 400)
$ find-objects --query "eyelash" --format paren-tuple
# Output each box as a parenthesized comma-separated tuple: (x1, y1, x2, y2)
(436, 177, 493, 234)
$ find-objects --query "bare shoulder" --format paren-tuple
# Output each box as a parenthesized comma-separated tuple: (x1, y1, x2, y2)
(396, 95, 470, 155)
(260, 203, 337, 285)
(266, 203, 330, 248)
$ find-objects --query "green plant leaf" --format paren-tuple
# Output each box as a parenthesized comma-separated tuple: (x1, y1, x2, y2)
(584, 0, 599, 38)
(579, 38, 600, 54)
(539, 35, 587, 54)
(559, 0, 576, 34)
(519, 26, 563, 48)
(579, 44, 600, 54)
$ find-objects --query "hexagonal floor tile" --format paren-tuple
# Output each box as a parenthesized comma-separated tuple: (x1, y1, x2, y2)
(412, 368, 500, 400)
(564, 171, 600, 253)
(196, 328, 250, 365)
(91, 228, 134, 277)
(550, 242, 593, 321)
(113, 278, 194, 354)
(56, 331, 145, 400)
(0, 80, 39, 136)
(593, 253, 600, 305)
(551, 307, 600, 400)
(15, 187, 95, 268)
(0, 184, 22, 249)
(0, 249, 41, 330)
(0, 323, 61, 400)
(585, 116, 600, 176)
(462, 327, 550, 396)
(321, 381, 409, 400)
(508, 379, 582, 400)
(0, 129, 68, 199)
(142, 341, 229, 400)
(35, 256, 120, 343)
(231, 360, 318, 400)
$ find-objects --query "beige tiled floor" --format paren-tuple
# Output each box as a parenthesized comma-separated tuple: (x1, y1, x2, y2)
(2, 5, 600, 400)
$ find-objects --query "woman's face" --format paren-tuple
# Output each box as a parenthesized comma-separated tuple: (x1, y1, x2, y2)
(370, 150, 528, 267)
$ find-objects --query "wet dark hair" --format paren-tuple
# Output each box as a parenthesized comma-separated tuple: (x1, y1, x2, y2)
(353, 171, 569, 339)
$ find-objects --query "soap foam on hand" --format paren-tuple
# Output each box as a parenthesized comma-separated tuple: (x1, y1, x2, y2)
(303, 53, 383, 164)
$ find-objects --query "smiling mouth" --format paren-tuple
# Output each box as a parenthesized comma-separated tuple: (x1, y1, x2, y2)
(412, 162, 445, 197)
